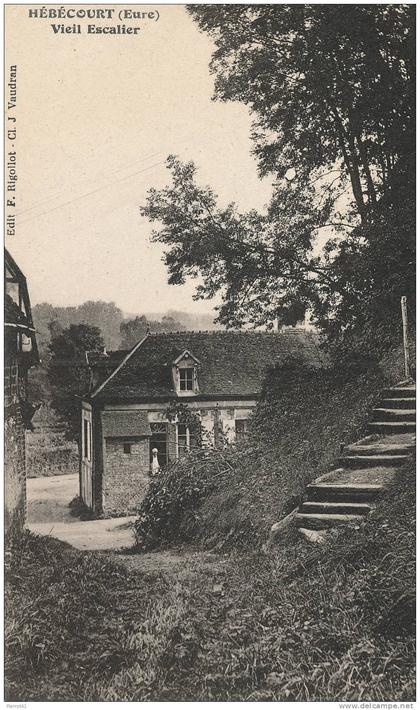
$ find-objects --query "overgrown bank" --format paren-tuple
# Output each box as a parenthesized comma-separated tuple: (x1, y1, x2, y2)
(135, 346, 410, 551)
(5, 457, 415, 701)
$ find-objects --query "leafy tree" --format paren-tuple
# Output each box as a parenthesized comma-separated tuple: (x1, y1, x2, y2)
(141, 6, 414, 343)
(189, 4, 414, 225)
(47, 324, 104, 441)
(141, 156, 328, 329)
(75, 301, 122, 350)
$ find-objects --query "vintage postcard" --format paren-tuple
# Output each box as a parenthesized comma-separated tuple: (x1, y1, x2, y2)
(4, 3, 415, 704)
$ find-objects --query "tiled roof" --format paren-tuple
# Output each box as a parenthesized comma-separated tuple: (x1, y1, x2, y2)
(101, 410, 151, 437)
(94, 330, 326, 402)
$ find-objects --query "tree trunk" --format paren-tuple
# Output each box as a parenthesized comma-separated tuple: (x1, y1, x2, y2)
(328, 104, 367, 224)
(357, 134, 377, 206)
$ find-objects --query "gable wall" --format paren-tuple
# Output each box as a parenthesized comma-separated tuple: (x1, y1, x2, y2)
(102, 436, 150, 517)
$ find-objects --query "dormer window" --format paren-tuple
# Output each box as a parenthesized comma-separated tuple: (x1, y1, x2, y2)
(172, 349, 201, 397)
(179, 367, 194, 391)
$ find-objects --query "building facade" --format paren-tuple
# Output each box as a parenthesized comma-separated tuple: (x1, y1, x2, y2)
(80, 330, 324, 518)
(4, 250, 39, 533)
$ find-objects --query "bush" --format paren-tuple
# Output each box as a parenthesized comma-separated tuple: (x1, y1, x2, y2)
(26, 405, 78, 478)
(134, 447, 240, 550)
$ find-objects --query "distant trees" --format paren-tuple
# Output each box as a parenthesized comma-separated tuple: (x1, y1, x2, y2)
(47, 324, 104, 441)
(32, 300, 123, 355)
(120, 314, 186, 349)
(32, 301, 197, 355)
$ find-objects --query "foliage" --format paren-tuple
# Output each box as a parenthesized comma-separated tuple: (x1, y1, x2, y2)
(120, 314, 186, 349)
(47, 324, 104, 441)
(26, 438, 78, 478)
(134, 447, 239, 551)
(68, 496, 96, 520)
(164, 402, 204, 449)
(189, 4, 414, 221)
(142, 152, 414, 342)
(5, 458, 415, 701)
(141, 5, 415, 341)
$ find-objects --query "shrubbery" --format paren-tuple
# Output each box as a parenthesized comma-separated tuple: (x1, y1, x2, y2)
(134, 447, 246, 550)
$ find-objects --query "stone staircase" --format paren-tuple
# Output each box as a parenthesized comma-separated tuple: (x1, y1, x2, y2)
(295, 383, 415, 535)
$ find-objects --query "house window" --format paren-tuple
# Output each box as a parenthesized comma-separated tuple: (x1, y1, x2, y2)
(179, 367, 194, 391)
(235, 419, 249, 443)
(123, 442, 132, 454)
(177, 423, 190, 457)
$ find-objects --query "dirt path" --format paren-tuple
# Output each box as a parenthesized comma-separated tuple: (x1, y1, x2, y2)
(26, 475, 228, 573)
(27, 473, 79, 524)
(26, 474, 137, 551)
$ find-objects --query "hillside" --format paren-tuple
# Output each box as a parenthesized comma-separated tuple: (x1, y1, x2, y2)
(134, 344, 412, 552)
(5, 456, 415, 701)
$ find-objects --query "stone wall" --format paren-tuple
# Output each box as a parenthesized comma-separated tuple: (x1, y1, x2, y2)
(102, 437, 150, 516)
(4, 362, 26, 533)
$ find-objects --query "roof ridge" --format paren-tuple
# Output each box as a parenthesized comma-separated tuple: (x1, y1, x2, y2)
(145, 329, 313, 336)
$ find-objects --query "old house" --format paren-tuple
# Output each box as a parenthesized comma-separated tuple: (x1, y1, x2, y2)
(4, 249, 39, 532)
(80, 330, 323, 518)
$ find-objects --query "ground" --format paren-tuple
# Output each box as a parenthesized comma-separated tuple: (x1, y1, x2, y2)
(26, 474, 137, 551)
(26, 473, 222, 574)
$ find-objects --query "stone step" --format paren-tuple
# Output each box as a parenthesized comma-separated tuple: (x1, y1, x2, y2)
(368, 421, 416, 434)
(345, 443, 413, 456)
(381, 398, 416, 410)
(314, 466, 396, 484)
(345, 435, 415, 455)
(306, 481, 386, 502)
(381, 386, 416, 399)
(302, 500, 372, 515)
(338, 454, 410, 468)
(372, 408, 416, 422)
(295, 512, 365, 530)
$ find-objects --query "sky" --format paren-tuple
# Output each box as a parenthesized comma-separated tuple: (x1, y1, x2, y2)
(5, 5, 272, 317)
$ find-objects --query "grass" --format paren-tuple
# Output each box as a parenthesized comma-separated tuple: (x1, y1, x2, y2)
(5, 457, 415, 702)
